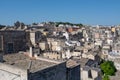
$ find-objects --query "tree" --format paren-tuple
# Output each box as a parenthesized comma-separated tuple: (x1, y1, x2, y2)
(21, 22, 25, 27)
(100, 61, 116, 76)
(75, 23, 83, 27)
(14, 21, 20, 27)
(32, 22, 38, 25)
(14, 21, 26, 28)
(103, 75, 110, 80)
(0, 24, 5, 29)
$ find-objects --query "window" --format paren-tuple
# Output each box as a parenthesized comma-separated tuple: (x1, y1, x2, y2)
(7, 43, 14, 53)
(88, 70, 92, 78)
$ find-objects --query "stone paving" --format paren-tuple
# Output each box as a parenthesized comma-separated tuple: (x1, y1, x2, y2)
(110, 71, 120, 80)
(0, 69, 21, 80)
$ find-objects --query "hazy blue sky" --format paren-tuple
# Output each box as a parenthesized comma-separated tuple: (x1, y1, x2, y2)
(0, 0, 120, 25)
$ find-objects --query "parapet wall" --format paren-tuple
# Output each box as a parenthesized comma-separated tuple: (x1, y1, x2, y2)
(0, 63, 28, 80)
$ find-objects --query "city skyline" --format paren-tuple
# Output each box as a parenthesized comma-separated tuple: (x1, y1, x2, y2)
(0, 0, 120, 25)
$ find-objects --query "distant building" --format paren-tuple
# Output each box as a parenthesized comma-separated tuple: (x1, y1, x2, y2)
(43, 51, 62, 60)
(81, 66, 102, 80)
(30, 31, 42, 46)
(111, 27, 116, 33)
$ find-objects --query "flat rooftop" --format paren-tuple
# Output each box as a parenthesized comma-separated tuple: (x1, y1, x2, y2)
(73, 58, 89, 68)
(3, 53, 57, 73)
(66, 59, 79, 68)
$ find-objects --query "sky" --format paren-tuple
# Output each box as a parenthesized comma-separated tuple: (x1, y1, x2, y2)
(0, 0, 120, 25)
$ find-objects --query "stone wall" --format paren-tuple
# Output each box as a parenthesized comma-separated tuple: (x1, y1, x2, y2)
(67, 65, 80, 80)
(39, 42, 49, 50)
(0, 31, 26, 53)
(0, 51, 3, 62)
(0, 35, 3, 50)
(29, 62, 66, 80)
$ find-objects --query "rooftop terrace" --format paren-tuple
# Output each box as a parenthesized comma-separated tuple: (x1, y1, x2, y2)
(3, 53, 57, 73)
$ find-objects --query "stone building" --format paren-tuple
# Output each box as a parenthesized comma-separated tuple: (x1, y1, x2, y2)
(0, 35, 3, 51)
(81, 66, 102, 80)
(29, 31, 42, 46)
(46, 37, 65, 51)
(39, 42, 49, 50)
(0, 30, 27, 54)
(0, 50, 3, 62)
(66, 59, 81, 80)
(43, 51, 62, 60)
(0, 53, 66, 80)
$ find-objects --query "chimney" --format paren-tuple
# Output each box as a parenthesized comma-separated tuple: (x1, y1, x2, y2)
(29, 47, 34, 57)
